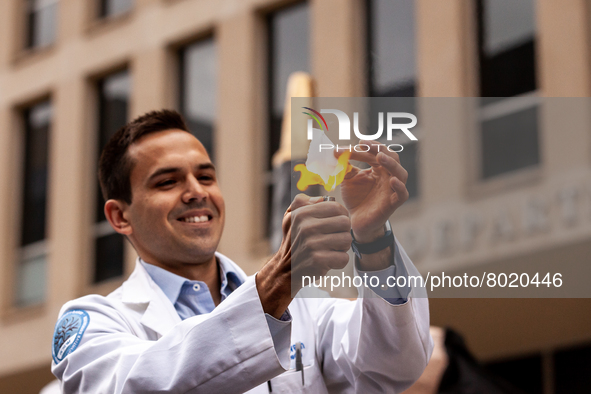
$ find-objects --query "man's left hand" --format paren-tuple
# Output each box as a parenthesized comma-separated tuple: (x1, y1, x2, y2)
(338, 140, 409, 243)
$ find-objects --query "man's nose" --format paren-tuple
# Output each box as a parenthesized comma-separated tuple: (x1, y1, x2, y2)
(181, 175, 208, 204)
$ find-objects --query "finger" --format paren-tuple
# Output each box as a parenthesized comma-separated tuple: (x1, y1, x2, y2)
(377, 152, 408, 183)
(345, 149, 379, 166)
(311, 250, 351, 271)
(297, 215, 351, 237)
(344, 140, 401, 165)
(390, 177, 409, 207)
(360, 140, 401, 164)
(306, 201, 349, 218)
(287, 193, 326, 213)
(343, 164, 360, 180)
(323, 231, 353, 252)
(325, 250, 351, 270)
(292, 203, 350, 233)
(298, 231, 352, 255)
(281, 211, 292, 234)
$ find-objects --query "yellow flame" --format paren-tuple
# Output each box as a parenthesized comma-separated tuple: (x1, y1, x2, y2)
(294, 151, 353, 192)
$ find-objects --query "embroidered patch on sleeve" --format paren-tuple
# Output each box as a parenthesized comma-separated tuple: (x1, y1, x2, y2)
(52, 309, 90, 364)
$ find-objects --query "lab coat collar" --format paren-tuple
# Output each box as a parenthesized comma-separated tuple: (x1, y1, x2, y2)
(120, 259, 181, 336)
(119, 252, 248, 336)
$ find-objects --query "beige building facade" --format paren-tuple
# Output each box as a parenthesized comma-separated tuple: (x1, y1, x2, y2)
(0, 0, 590, 393)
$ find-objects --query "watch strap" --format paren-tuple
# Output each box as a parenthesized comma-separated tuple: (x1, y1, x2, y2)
(351, 220, 393, 259)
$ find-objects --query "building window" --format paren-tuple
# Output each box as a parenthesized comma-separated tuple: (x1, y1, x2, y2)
(99, 0, 133, 18)
(16, 100, 52, 306)
(179, 38, 217, 159)
(367, 0, 419, 199)
(93, 70, 130, 283)
(477, 0, 539, 180)
(25, 0, 58, 49)
(267, 2, 310, 237)
(367, 0, 417, 98)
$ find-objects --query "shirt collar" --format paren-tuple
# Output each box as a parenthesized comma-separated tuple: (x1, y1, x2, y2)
(217, 256, 242, 297)
(140, 257, 244, 305)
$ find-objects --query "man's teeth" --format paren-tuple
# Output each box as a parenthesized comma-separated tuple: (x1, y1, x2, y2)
(182, 215, 209, 223)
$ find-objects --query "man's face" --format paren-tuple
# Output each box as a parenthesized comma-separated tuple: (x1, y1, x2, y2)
(124, 129, 225, 267)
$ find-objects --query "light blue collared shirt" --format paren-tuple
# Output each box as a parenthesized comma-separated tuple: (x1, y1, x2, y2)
(140, 258, 291, 340)
(141, 258, 242, 319)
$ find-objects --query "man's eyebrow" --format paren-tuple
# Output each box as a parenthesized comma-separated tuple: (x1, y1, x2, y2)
(197, 163, 216, 172)
(147, 167, 181, 183)
(147, 163, 216, 183)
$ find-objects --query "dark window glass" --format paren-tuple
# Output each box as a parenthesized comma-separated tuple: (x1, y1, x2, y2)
(477, 0, 539, 180)
(179, 38, 217, 159)
(554, 343, 591, 394)
(99, 0, 133, 18)
(367, 0, 417, 97)
(481, 105, 539, 179)
(486, 354, 543, 394)
(96, 70, 130, 222)
(94, 70, 130, 283)
(477, 0, 536, 98)
(26, 0, 58, 49)
(17, 100, 51, 306)
(21, 101, 51, 247)
(268, 2, 310, 171)
(267, 2, 310, 239)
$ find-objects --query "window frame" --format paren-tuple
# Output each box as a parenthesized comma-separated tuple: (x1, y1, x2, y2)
(177, 35, 218, 161)
(264, 1, 311, 242)
(8, 97, 54, 312)
(80, 66, 131, 296)
(365, 0, 419, 98)
(16, 0, 59, 58)
(26, 0, 59, 49)
(97, 0, 134, 20)
(90, 68, 131, 285)
(84, 0, 134, 34)
(468, 0, 543, 197)
(476, 0, 537, 98)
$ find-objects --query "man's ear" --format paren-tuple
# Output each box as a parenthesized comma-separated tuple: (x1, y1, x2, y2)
(104, 199, 133, 235)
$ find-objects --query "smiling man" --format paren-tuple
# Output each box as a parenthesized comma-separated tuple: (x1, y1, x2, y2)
(51, 110, 432, 393)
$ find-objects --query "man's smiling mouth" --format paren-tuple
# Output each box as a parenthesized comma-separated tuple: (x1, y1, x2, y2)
(179, 215, 212, 223)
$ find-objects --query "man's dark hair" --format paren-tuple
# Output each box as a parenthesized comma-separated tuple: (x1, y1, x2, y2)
(99, 109, 190, 204)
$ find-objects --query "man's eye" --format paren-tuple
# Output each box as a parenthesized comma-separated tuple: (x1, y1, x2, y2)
(157, 180, 176, 187)
(199, 175, 214, 182)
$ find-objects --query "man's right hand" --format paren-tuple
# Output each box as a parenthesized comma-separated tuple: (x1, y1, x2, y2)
(256, 194, 352, 319)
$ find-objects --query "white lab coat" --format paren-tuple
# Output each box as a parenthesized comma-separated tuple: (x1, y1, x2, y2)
(52, 241, 432, 393)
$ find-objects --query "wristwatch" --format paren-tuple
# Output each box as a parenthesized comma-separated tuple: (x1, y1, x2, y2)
(350, 220, 393, 260)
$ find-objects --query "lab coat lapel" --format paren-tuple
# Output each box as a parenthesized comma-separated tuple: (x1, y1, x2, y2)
(121, 260, 181, 337)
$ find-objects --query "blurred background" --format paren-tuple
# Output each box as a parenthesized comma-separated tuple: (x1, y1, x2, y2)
(1, 0, 590, 393)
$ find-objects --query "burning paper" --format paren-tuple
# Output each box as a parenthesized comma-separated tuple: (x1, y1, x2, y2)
(294, 128, 352, 192)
